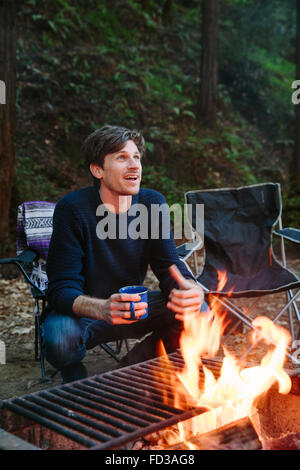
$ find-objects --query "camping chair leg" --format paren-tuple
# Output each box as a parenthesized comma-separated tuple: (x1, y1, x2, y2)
(273, 290, 300, 327)
(193, 251, 199, 277)
(210, 293, 300, 366)
(289, 289, 300, 323)
(212, 295, 255, 331)
(34, 299, 52, 382)
(278, 218, 300, 341)
(39, 334, 47, 382)
(287, 291, 295, 341)
(216, 289, 300, 342)
(223, 296, 266, 336)
(224, 318, 243, 337)
(100, 343, 121, 362)
(34, 315, 39, 361)
(206, 290, 256, 331)
(35, 309, 48, 382)
(33, 300, 41, 362)
(99, 339, 130, 363)
(287, 289, 300, 343)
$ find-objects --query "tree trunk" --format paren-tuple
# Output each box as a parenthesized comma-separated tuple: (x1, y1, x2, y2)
(198, 0, 219, 128)
(0, 0, 16, 253)
(162, 0, 173, 24)
(295, 0, 300, 182)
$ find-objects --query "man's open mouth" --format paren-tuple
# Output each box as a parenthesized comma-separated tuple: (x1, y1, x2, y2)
(124, 175, 139, 181)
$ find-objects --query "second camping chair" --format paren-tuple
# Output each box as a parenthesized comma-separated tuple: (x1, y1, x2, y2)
(181, 182, 300, 365)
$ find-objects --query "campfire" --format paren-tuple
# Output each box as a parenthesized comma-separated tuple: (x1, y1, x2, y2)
(148, 322, 291, 447)
(137, 270, 294, 450)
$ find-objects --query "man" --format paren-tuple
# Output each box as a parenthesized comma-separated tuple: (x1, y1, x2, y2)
(42, 125, 205, 383)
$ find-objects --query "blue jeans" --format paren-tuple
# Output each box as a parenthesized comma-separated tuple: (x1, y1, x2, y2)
(42, 291, 209, 382)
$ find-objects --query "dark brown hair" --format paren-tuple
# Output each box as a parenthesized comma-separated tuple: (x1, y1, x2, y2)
(82, 125, 145, 187)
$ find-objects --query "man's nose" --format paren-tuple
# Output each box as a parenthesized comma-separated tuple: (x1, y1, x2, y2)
(127, 157, 140, 168)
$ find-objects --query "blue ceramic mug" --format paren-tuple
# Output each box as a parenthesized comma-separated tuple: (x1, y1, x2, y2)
(118, 285, 149, 320)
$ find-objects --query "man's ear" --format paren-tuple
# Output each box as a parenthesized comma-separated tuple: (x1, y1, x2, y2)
(90, 163, 103, 180)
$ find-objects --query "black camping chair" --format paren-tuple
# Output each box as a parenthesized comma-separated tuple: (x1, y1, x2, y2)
(0, 201, 129, 382)
(178, 182, 300, 366)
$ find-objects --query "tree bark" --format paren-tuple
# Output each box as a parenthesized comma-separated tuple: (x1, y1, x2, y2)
(295, 0, 300, 182)
(0, 0, 16, 253)
(198, 0, 219, 128)
(162, 0, 173, 24)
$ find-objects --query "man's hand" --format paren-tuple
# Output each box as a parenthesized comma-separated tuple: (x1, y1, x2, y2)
(102, 293, 148, 325)
(73, 293, 148, 324)
(167, 264, 205, 322)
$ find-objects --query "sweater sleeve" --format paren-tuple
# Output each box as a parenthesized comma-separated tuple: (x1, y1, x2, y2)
(46, 198, 85, 316)
(148, 192, 196, 297)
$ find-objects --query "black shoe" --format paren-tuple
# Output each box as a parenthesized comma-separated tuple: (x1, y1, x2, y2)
(119, 328, 181, 368)
(61, 362, 88, 384)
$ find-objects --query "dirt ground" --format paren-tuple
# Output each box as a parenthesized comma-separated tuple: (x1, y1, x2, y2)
(0, 243, 299, 401)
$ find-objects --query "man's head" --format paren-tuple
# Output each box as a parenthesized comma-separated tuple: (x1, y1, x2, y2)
(82, 125, 145, 191)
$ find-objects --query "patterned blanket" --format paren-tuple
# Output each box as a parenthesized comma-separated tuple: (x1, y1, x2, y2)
(17, 201, 56, 291)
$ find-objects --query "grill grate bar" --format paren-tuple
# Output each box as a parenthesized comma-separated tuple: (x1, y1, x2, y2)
(25, 394, 123, 439)
(12, 396, 115, 443)
(62, 385, 156, 426)
(5, 399, 99, 448)
(80, 379, 181, 418)
(150, 355, 223, 380)
(103, 369, 176, 394)
(157, 353, 185, 367)
(52, 389, 141, 431)
(94, 373, 170, 396)
(93, 374, 177, 407)
(136, 359, 222, 382)
(88, 406, 209, 451)
(137, 360, 182, 374)
(154, 352, 223, 370)
(134, 352, 223, 374)
(39, 391, 137, 434)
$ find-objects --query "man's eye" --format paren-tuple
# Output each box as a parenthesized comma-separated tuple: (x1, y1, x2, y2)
(117, 155, 125, 160)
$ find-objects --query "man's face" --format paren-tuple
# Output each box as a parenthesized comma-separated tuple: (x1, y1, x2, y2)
(93, 140, 142, 196)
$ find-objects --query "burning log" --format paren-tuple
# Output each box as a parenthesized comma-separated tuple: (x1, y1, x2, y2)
(164, 417, 262, 450)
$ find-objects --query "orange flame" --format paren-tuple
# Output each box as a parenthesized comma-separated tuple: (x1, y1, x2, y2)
(154, 270, 292, 447)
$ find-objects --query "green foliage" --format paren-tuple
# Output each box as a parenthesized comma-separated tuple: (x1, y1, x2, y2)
(14, 0, 299, 233)
(282, 183, 300, 229)
(141, 164, 186, 207)
(13, 156, 62, 204)
(220, 0, 296, 140)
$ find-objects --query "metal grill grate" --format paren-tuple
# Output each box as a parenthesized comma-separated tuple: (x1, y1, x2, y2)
(2, 351, 223, 450)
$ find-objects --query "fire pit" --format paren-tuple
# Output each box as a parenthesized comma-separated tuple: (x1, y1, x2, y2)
(0, 350, 299, 450)
(0, 352, 220, 450)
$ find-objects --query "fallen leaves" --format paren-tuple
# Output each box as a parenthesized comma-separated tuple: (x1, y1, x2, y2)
(0, 275, 35, 347)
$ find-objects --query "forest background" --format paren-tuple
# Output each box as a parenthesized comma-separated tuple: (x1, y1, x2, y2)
(1, 0, 300, 256)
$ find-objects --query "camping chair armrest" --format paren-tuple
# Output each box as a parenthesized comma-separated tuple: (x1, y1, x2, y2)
(274, 228, 300, 244)
(0, 248, 38, 265)
(176, 239, 201, 261)
(0, 249, 45, 296)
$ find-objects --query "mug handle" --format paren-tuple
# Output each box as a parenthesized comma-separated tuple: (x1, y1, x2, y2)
(130, 302, 136, 320)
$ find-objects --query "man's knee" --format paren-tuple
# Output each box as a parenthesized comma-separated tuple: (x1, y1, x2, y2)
(42, 312, 85, 369)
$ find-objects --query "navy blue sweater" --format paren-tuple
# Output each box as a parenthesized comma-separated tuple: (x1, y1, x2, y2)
(46, 186, 195, 316)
